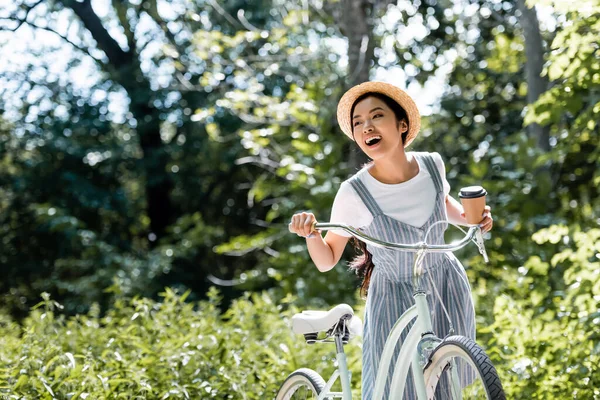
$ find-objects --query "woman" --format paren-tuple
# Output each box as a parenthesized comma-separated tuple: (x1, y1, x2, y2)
(288, 81, 493, 399)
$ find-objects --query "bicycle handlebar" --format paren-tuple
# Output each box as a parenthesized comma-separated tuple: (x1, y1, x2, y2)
(312, 222, 489, 262)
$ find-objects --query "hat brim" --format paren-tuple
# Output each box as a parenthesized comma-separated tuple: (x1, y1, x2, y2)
(336, 81, 421, 148)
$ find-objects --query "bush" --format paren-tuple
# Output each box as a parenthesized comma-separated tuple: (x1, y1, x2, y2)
(487, 227, 600, 399)
(4, 244, 598, 399)
(0, 288, 363, 399)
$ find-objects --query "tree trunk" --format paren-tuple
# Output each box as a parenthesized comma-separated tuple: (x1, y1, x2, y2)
(63, 0, 173, 244)
(516, 0, 550, 152)
(334, 0, 376, 171)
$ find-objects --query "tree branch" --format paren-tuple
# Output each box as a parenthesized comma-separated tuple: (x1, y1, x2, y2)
(61, 0, 132, 70)
(0, 18, 104, 67)
(141, 0, 179, 50)
(111, 0, 136, 53)
(1, 0, 44, 31)
(207, 0, 244, 30)
(235, 156, 280, 173)
(348, 34, 369, 83)
(206, 274, 244, 286)
(237, 9, 258, 31)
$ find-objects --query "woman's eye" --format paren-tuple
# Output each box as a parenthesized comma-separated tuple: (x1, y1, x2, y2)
(373, 114, 383, 118)
(353, 121, 362, 127)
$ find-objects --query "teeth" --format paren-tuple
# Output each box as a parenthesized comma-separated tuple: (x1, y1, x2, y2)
(365, 136, 381, 145)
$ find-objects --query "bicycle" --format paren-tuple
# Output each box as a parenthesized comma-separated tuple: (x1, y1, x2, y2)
(276, 221, 505, 400)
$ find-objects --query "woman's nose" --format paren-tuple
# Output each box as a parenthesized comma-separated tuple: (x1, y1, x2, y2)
(363, 119, 374, 133)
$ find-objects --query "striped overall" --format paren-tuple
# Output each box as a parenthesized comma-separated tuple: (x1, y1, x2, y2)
(348, 152, 476, 400)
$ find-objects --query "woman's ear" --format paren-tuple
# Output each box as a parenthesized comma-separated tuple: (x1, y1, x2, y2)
(398, 119, 408, 133)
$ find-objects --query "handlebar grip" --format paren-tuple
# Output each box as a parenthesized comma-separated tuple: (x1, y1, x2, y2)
(311, 221, 318, 233)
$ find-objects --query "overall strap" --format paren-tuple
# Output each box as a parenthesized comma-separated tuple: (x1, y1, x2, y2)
(347, 174, 384, 217)
(417, 152, 444, 194)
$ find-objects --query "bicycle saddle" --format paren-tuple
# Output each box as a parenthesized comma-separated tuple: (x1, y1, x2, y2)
(292, 304, 361, 336)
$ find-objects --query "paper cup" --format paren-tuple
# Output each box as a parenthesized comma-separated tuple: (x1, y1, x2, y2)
(459, 186, 487, 225)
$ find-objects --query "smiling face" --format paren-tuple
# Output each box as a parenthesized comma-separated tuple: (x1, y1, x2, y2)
(351, 96, 408, 159)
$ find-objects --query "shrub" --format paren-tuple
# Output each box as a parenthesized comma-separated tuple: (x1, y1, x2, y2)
(0, 288, 363, 399)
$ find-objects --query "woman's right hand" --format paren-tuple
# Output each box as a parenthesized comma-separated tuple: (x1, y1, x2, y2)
(289, 212, 318, 238)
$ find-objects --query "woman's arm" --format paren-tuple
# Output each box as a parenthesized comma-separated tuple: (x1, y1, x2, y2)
(289, 212, 350, 272)
(306, 231, 350, 272)
(445, 195, 467, 226)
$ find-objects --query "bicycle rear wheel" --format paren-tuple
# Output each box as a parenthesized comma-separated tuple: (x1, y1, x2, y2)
(275, 368, 326, 400)
(423, 335, 505, 400)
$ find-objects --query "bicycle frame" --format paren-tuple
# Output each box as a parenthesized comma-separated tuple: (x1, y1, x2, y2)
(312, 224, 481, 400)
(315, 281, 430, 400)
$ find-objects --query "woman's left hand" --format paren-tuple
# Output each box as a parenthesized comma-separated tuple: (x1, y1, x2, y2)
(460, 205, 493, 233)
(479, 206, 493, 233)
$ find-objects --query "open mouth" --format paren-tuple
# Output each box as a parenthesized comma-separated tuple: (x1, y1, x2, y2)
(365, 135, 382, 147)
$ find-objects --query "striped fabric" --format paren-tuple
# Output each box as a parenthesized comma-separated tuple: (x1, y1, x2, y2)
(348, 152, 476, 400)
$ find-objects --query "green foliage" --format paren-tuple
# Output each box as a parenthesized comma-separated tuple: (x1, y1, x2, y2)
(2, 274, 598, 398)
(488, 227, 600, 399)
(189, 4, 361, 307)
(0, 0, 355, 314)
(486, 34, 526, 74)
(524, 2, 600, 208)
(1, 0, 599, 397)
(0, 289, 363, 399)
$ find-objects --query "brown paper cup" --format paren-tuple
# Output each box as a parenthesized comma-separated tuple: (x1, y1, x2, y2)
(459, 186, 487, 225)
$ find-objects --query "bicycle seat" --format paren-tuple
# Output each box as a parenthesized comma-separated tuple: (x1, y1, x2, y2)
(291, 304, 356, 335)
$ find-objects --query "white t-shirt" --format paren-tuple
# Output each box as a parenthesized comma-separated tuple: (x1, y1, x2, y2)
(330, 152, 451, 237)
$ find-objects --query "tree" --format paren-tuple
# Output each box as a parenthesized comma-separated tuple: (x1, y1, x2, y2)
(0, 0, 353, 313)
(517, 0, 550, 152)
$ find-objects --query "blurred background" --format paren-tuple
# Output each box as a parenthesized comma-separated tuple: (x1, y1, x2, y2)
(0, 0, 598, 398)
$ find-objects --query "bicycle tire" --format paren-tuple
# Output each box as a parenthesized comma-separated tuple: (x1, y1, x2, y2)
(275, 368, 326, 400)
(423, 335, 505, 400)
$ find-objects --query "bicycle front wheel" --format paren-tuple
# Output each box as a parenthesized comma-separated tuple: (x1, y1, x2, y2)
(423, 336, 505, 400)
(275, 368, 326, 400)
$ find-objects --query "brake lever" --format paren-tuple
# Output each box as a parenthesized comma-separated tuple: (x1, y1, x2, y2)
(474, 227, 489, 263)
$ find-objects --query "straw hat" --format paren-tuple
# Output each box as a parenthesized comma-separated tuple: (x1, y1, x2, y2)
(336, 81, 421, 147)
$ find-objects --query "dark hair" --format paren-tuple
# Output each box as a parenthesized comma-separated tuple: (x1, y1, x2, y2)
(349, 92, 409, 297)
(350, 92, 410, 145)
(350, 238, 373, 298)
